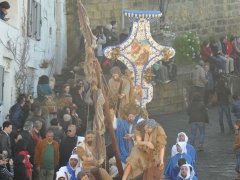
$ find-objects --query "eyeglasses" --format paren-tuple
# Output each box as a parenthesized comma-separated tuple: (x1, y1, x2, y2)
(67, 130, 72, 132)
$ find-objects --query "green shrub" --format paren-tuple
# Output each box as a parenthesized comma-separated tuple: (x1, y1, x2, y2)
(172, 32, 201, 65)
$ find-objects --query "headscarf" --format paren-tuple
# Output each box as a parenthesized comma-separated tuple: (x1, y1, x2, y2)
(145, 119, 157, 129)
(184, 164, 195, 180)
(172, 133, 188, 157)
(72, 147, 82, 168)
(178, 164, 191, 179)
(56, 170, 67, 180)
(66, 154, 80, 180)
(176, 142, 187, 155)
(176, 132, 188, 143)
(110, 66, 122, 76)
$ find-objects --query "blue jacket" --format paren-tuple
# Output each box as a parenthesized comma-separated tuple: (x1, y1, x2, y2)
(205, 71, 214, 90)
(0, 7, 6, 20)
(9, 104, 24, 132)
(232, 99, 240, 118)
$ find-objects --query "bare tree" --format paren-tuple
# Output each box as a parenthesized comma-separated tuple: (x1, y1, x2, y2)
(0, 1, 37, 96)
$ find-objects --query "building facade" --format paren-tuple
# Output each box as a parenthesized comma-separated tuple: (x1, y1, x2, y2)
(0, 0, 67, 124)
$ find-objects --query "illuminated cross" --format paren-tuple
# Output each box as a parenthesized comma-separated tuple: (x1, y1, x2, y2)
(104, 10, 175, 108)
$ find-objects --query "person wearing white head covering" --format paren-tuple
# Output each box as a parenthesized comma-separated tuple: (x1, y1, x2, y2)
(176, 164, 191, 180)
(58, 154, 82, 180)
(55, 170, 67, 180)
(164, 142, 196, 179)
(172, 132, 198, 161)
(184, 164, 198, 180)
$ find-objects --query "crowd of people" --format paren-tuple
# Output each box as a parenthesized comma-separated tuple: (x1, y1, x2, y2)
(1, 1, 240, 178)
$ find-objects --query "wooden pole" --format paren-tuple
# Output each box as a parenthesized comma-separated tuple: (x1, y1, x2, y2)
(101, 83, 124, 176)
(95, 61, 124, 176)
(77, 0, 123, 176)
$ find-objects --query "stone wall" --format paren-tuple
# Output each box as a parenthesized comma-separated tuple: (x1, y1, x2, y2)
(78, 0, 240, 38)
(147, 73, 240, 115)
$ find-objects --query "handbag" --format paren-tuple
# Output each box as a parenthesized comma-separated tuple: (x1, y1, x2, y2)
(84, 89, 94, 106)
(212, 91, 218, 103)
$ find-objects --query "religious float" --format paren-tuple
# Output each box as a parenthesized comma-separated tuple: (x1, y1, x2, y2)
(77, 0, 175, 179)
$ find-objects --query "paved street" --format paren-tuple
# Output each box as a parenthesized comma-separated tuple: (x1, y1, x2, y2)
(152, 107, 236, 180)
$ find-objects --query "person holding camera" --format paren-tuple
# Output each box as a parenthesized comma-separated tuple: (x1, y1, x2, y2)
(0, 154, 14, 179)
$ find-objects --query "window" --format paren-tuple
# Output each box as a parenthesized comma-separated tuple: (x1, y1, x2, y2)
(27, 0, 42, 41)
(0, 66, 4, 105)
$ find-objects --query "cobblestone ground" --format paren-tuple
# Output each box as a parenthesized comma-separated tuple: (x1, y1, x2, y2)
(105, 107, 236, 180)
(152, 107, 236, 180)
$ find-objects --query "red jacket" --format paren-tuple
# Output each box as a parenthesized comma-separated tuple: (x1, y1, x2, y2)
(201, 45, 213, 61)
(19, 151, 33, 178)
(32, 129, 42, 147)
(226, 41, 237, 56)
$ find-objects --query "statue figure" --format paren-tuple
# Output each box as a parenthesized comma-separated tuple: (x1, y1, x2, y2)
(107, 66, 133, 119)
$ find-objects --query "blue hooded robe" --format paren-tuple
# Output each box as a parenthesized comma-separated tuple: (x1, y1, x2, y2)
(114, 116, 141, 163)
(164, 153, 196, 178)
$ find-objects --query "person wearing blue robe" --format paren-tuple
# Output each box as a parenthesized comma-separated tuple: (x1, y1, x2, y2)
(170, 158, 187, 180)
(165, 142, 196, 178)
(171, 132, 198, 161)
(112, 108, 142, 164)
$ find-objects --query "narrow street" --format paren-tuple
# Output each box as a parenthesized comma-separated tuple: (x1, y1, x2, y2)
(152, 107, 236, 180)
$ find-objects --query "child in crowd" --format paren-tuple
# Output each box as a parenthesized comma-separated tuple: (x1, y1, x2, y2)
(234, 120, 240, 180)
(13, 154, 28, 180)
(0, 154, 14, 179)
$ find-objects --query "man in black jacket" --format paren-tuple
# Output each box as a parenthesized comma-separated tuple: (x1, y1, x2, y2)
(20, 121, 34, 164)
(0, 121, 12, 158)
(9, 96, 25, 133)
(59, 125, 78, 167)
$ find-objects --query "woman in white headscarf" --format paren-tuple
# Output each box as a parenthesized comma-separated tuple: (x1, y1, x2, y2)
(171, 132, 198, 161)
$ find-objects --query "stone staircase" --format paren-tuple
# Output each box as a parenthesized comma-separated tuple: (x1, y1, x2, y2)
(53, 68, 75, 93)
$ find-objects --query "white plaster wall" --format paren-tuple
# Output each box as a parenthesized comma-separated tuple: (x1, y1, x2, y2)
(0, 0, 67, 124)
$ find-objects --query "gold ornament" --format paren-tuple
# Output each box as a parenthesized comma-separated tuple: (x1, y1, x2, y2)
(162, 47, 174, 62)
(140, 107, 149, 119)
(125, 69, 134, 83)
(111, 46, 121, 61)
(144, 67, 153, 84)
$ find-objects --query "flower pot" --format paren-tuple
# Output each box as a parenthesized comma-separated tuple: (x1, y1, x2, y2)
(47, 106, 57, 114)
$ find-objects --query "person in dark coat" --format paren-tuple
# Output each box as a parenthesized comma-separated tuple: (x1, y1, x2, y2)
(18, 94, 34, 124)
(72, 85, 87, 134)
(9, 96, 25, 133)
(59, 125, 78, 167)
(103, 24, 116, 49)
(119, 28, 129, 44)
(47, 118, 66, 144)
(13, 154, 28, 180)
(187, 93, 209, 151)
(215, 79, 234, 133)
(0, 121, 12, 158)
(110, 20, 118, 46)
(20, 121, 34, 164)
(203, 64, 214, 107)
(27, 106, 47, 139)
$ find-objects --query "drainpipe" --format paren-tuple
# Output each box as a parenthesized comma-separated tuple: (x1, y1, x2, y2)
(160, 0, 165, 21)
(122, 0, 125, 29)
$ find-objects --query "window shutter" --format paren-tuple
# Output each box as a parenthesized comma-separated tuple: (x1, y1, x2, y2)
(35, 2, 42, 41)
(0, 66, 4, 105)
(27, 0, 33, 37)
